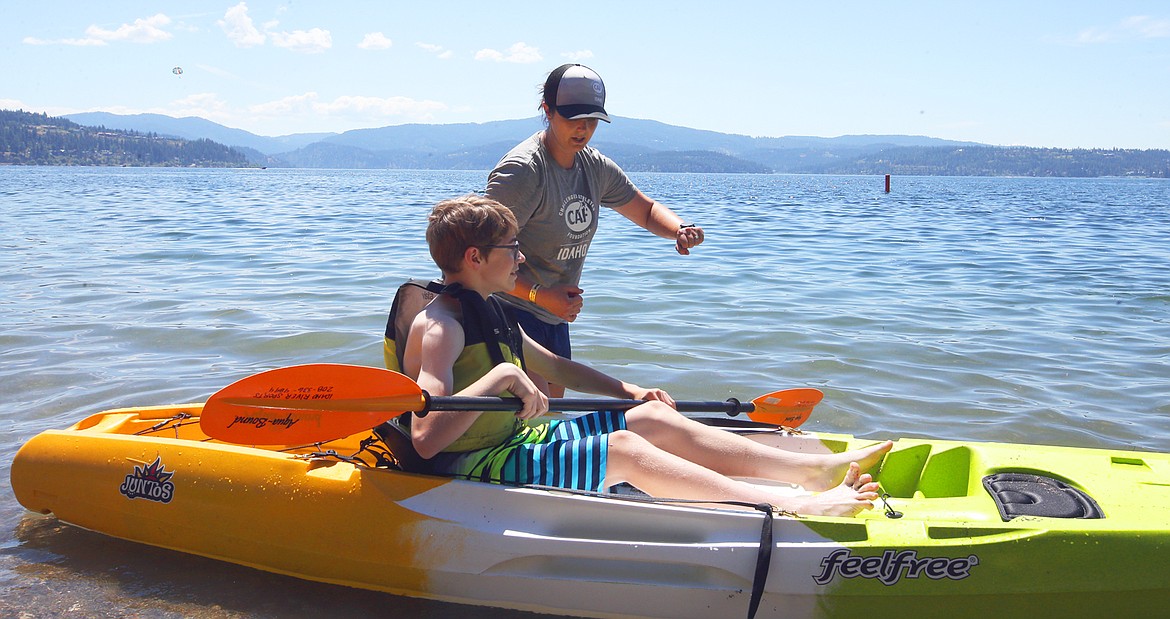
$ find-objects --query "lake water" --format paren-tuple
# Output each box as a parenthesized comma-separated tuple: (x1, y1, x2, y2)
(2, 167, 1169, 617)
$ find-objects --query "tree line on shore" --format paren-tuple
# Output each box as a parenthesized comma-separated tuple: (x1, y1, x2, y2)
(1, 110, 252, 167)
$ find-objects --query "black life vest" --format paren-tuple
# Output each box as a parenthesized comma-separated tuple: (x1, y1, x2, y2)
(382, 279, 524, 374)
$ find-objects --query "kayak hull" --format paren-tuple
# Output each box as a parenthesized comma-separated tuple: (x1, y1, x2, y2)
(12, 404, 1170, 618)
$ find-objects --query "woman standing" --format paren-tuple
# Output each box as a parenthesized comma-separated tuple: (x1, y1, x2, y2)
(486, 64, 705, 396)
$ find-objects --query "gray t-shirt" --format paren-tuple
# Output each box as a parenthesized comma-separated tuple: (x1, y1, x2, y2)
(486, 132, 638, 324)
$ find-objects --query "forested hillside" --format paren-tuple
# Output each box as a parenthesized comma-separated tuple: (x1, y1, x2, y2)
(1, 110, 251, 167)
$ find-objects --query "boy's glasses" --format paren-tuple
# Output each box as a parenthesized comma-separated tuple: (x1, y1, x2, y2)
(482, 243, 521, 260)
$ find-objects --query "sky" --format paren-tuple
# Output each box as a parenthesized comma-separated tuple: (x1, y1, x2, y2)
(3, 1, 1169, 149)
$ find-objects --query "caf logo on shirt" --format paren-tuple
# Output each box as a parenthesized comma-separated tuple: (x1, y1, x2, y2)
(562, 194, 595, 236)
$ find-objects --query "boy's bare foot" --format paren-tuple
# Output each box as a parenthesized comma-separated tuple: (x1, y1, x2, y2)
(786, 463, 879, 517)
(802, 441, 893, 491)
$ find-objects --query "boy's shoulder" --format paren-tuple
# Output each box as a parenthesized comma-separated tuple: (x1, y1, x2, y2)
(407, 296, 467, 369)
(414, 294, 464, 333)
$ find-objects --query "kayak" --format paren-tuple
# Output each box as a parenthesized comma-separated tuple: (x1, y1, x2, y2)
(11, 400, 1170, 618)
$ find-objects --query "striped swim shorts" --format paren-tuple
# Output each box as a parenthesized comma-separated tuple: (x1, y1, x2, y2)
(428, 410, 627, 492)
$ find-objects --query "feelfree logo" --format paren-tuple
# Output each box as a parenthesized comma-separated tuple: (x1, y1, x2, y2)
(119, 456, 176, 503)
(813, 549, 978, 586)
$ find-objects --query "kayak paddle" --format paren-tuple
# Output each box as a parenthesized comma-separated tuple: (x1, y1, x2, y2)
(200, 363, 822, 445)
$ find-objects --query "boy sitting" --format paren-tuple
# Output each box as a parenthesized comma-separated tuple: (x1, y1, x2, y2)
(402, 195, 890, 516)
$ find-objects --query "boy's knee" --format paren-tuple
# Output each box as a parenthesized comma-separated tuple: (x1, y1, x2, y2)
(628, 400, 684, 426)
(606, 429, 649, 455)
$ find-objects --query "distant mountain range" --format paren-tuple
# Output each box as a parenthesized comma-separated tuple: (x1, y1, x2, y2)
(63, 111, 978, 174)
(37, 111, 1170, 177)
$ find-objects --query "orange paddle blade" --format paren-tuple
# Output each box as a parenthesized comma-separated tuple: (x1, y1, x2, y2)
(746, 388, 823, 427)
(200, 364, 426, 445)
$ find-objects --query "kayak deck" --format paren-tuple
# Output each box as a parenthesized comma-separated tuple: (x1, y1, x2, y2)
(12, 404, 1170, 618)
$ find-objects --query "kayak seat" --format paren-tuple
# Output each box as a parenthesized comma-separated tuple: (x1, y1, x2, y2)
(983, 473, 1103, 521)
(372, 416, 433, 475)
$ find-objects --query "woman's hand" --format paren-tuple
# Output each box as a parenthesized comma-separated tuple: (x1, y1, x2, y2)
(675, 224, 705, 255)
(539, 283, 584, 322)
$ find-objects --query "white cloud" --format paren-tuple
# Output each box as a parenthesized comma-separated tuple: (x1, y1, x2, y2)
(1075, 15, 1170, 44)
(1122, 15, 1170, 38)
(316, 95, 447, 117)
(85, 13, 173, 44)
(1074, 29, 1108, 44)
(562, 50, 594, 61)
(475, 42, 542, 63)
(246, 92, 448, 127)
(358, 32, 393, 50)
(219, 2, 266, 48)
(22, 13, 172, 46)
(168, 93, 232, 118)
(2, 91, 451, 135)
(193, 64, 238, 80)
(242, 91, 446, 129)
(23, 36, 106, 46)
(218, 2, 331, 53)
(416, 42, 455, 59)
(249, 92, 322, 116)
(269, 27, 332, 53)
(49, 95, 237, 128)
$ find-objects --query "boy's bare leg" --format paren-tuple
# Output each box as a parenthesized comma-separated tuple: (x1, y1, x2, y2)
(624, 402, 893, 491)
(602, 430, 880, 517)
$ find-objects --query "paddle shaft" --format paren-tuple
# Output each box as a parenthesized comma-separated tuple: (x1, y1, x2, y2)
(422, 395, 756, 416)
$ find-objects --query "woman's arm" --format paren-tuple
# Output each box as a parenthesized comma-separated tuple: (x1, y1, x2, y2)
(520, 330, 675, 406)
(615, 191, 705, 255)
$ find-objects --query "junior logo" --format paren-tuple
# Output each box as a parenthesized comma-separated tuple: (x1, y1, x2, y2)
(813, 549, 978, 586)
(119, 456, 175, 503)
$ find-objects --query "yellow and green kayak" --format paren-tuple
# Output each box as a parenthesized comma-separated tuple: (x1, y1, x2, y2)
(12, 397, 1170, 618)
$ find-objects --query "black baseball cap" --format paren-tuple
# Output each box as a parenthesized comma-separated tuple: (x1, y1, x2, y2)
(543, 64, 610, 123)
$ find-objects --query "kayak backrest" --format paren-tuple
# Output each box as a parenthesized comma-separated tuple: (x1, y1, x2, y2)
(383, 279, 444, 373)
(983, 473, 1103, 521)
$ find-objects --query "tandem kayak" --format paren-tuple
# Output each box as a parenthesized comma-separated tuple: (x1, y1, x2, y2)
(11, 397, 1170, 619)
